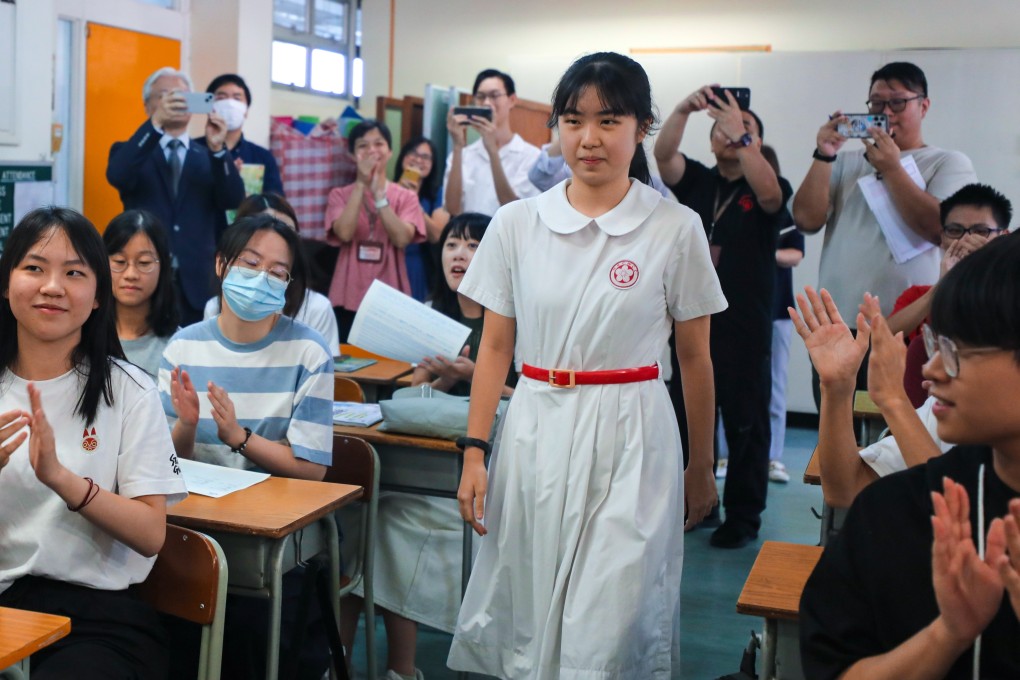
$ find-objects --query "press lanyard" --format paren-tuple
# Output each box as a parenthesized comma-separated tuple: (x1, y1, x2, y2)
(709, 184, 741, 243)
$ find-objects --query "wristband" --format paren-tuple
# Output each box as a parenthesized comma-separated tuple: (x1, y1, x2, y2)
(812, 149, 837, 163)
(231, 426, 253, 454)
(374, 196, 390, 210)
(68, 477, 100, 512)
(455, 436, 491, 456)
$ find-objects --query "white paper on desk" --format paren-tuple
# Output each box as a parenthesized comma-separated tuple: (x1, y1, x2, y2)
(349, 280, 472, 363)
(857, 155, 936, 264)
(178, 458, 270, 498)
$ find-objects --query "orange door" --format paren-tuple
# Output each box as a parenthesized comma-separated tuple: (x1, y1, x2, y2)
(84, 23, 180, 232)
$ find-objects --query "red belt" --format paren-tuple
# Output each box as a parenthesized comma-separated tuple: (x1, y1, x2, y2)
(522, 363, 659, 388)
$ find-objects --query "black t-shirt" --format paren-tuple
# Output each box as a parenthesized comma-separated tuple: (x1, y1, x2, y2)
(774, 220, 805, 320)
(800, 446, 1020, 680)
(668, 156, 793, 355)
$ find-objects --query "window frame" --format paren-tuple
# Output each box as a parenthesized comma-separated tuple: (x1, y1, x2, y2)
(271, 0, 359, 100)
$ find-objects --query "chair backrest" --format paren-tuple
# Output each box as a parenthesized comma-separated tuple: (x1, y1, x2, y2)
(325, 435, 377, 503)
(334, 376, 365, 403)
(137, 525, 224, 625)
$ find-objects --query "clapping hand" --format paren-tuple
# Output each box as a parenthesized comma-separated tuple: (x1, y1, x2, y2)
(170, 367, 200, 427)
(789, 286, 870, 396)
(0, 408, 29, 472)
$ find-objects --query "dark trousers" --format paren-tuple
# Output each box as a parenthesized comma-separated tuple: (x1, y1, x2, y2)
(173, 269, 207, 327)
(669, 335, 772, 530)
(334, 306, 357, 345)
(0, 576, 168, 680)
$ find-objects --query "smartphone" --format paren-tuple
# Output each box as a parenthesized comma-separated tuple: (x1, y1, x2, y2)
(399, 167, 421, 186)
(837, 113, 888, 138)
(453, 106, 493, 124)
(182, 92, 215, 114)
(710, 87, 751, 111)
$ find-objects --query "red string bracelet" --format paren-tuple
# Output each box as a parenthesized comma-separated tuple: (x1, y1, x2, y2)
(68, 477, 100, 512)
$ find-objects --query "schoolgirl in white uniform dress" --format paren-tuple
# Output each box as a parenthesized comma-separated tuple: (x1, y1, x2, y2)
(448, 53, 726, 679)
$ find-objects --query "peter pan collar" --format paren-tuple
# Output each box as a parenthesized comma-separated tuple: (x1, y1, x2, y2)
(537, 179, 660, 236)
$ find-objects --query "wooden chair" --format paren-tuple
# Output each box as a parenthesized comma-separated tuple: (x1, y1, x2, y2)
(137, 525, 228, 680)
(334, 376, 366, 403)
(325, 435, 380, 680)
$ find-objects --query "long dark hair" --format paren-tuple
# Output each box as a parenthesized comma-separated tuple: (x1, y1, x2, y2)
(0, 207, 125, 426)
(392, 136, 440, 206)
(215, 214, 308, 317)
(549, 52, 657, 186)
(103, 209, 179, 338)
(236, 192, 300, 228)
(430, 213, 491, 319)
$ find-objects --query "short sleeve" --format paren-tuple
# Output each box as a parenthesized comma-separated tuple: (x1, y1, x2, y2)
(663, 208, 728, 321)
(115, 368, 188, 505)
(324, 186, 350, 246)
(925, 150, 977, 200)
(392, 185, 427, 244)
(859, 397, 951, 476)
(286, 344, 335, 466)
(458, 206, 516, 318)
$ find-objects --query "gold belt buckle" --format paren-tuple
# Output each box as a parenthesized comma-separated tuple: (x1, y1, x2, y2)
(548, 369, 576, 388)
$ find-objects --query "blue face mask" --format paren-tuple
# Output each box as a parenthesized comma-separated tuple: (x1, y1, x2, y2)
(221, 266, 288, 322)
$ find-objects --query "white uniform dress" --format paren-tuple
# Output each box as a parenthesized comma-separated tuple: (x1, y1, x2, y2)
(447, 179, 727, 679)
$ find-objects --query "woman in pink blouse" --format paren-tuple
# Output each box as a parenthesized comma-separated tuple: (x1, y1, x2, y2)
(325, 120, 426, 341)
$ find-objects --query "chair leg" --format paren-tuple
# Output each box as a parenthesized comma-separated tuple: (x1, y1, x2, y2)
(315, 556, 351, 680)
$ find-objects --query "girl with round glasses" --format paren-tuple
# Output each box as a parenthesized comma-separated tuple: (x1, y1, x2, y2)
(158, 214, 334, 479)
(103, 210, 179, 378)
(393, 136, 450, 301)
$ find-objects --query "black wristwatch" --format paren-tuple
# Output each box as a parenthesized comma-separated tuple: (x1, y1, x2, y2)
(231, 426, 253, 454)
(455, 436, 491, 456)
(812, 148, 837, 163)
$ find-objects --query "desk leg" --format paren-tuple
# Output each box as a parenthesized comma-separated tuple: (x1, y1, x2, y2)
(322, 516, 344, 680)
(761, 618, 777, 680)
(0, 659, 29, 680)
(265, 538, 288, 680)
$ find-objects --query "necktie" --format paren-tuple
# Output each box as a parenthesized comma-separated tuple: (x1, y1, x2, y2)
(168, 139, 183, 197)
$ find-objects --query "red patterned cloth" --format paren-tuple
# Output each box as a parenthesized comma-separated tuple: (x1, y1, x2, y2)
(270, 120, 357, 240)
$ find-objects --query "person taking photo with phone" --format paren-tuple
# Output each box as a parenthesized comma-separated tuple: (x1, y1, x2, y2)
(107, 67, 245, 326)
(443, 68, 540, 217)
(791, 62, 976, 404)
(653, 84, 791, 549)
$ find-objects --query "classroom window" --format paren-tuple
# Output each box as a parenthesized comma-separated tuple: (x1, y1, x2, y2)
(272, 0, 360, 99)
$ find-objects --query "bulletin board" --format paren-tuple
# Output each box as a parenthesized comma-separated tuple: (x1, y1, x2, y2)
(0, 163, 55, 255)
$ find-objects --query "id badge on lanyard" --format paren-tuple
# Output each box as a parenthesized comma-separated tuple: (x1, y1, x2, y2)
(709, 185, 740, 269)
(357, 208, 384, 263)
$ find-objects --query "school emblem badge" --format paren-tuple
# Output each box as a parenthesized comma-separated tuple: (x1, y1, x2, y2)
(81, 427, 99, 452)
(609, 260, 639, 289)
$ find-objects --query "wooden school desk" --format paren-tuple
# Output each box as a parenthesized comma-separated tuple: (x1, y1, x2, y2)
(853, 390, 886, 446)
(0, 606, 70, 679)
(168, 476, 362, 680)
(737, 541, 823, 680)
(337, 345, 413, 402)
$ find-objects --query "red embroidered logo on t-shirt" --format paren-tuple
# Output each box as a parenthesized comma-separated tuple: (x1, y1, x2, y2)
(739, 195, 754, 212)
(610, 260, 639, 289)
(81, 427, 99, 453)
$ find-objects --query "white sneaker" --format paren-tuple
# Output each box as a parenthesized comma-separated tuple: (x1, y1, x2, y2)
(769, 461, 790, 483)
(385, 670, 424, 680)
(715, 458, 728, 480)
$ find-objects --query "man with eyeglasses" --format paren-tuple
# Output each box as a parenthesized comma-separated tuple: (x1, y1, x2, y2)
(793, 62, 977, 402)
(443, 68, 540, 216)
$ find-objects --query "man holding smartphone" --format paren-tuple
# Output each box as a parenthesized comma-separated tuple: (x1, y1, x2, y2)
(107, 67, 245, 324)
(443, 68, 540, 216)
(792, 62, 976, 402)
(654, 85, 791, 548)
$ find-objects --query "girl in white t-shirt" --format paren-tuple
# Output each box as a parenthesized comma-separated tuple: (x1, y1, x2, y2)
(0, 207, 187, 680)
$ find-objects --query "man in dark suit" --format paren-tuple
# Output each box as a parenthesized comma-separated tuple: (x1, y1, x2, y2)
(107, 67, 245, 324)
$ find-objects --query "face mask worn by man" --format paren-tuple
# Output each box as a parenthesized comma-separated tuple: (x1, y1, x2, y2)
(213, 98, 248, 131)
(221, 266, 287, 321)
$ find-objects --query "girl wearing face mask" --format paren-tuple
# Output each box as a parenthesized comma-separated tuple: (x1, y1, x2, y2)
(324, 120, 426, 342)
(200, 73, 284, 196)
(158, 214, 333, 480)
(103, 210, 179, 378)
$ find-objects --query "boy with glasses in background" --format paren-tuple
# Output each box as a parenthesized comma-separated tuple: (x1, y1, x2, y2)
(792, 62, 977, 404)
(443, 68, 540, 216)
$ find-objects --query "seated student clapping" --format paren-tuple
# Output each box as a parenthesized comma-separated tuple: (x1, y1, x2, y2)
(800, 232, 1020, 680)
(0, 207, 186, 680)
(159, 214, 333, 480)
(412, 212, 515, 396)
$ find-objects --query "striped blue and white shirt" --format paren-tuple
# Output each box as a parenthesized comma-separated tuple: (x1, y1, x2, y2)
(159, 316, 334, 469)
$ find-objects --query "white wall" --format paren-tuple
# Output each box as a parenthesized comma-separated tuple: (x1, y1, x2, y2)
(0, 0, 56, 161)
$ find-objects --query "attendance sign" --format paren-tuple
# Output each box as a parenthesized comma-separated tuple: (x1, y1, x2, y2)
(0, 164, 54, 255)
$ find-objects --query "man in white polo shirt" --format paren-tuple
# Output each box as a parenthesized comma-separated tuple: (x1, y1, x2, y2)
(443, 68, 540, 216)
